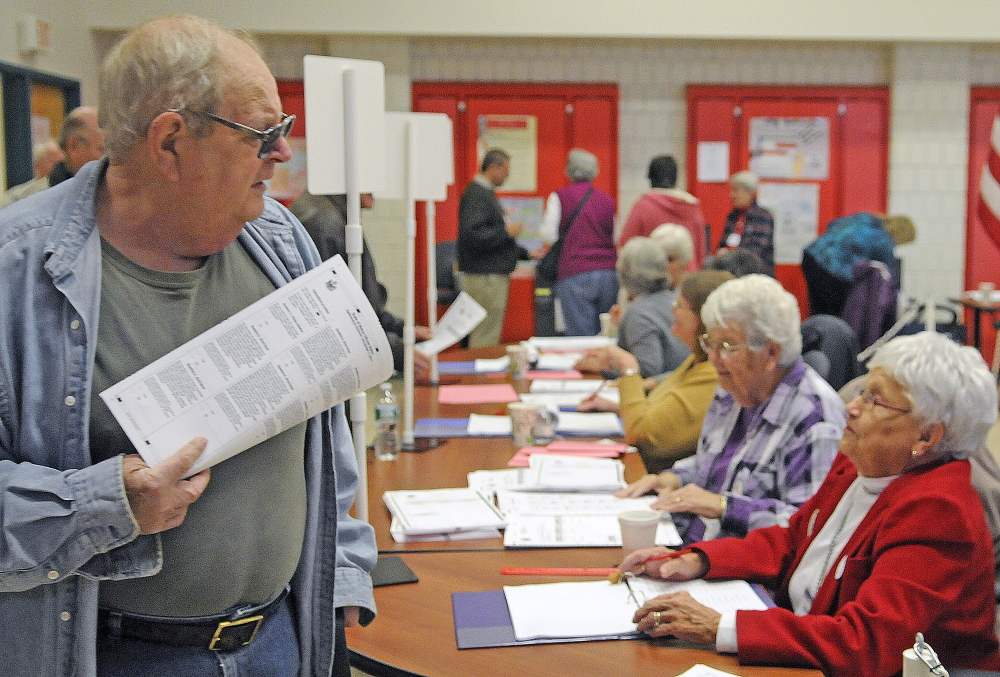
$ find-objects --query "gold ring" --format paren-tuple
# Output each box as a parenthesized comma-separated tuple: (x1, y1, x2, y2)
(673, 497, 682, 503)
(652, 611, 662, 625)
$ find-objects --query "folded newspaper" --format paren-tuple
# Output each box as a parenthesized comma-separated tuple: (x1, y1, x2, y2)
(100, 255, 393, 476)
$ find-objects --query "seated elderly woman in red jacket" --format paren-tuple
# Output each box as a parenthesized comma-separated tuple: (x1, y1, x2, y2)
(618, 331, 1000, 677)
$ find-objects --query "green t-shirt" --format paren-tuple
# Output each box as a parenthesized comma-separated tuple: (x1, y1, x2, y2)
(92, 238, 308, 616)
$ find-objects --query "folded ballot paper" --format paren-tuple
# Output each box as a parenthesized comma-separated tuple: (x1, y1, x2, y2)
(100, 255, 393, 477)
(383, 487, 507, 538)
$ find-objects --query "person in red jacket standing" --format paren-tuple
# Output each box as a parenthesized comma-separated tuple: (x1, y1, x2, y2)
(618, 155, 706, 268)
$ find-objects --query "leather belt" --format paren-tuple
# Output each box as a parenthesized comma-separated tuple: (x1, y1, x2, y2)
(98, 587, 289, 652)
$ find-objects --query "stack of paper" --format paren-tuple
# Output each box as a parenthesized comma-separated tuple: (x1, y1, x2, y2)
(516, 454, 626, 493)
(382, 488, 507, 540)
(507, 440, 629, 467)
(467, 468, 529, 502)
(554, 411, 624, 437)
(534, 352, 584, 371)
(503, 578, 768, 642)
(525, 336, 616, 352)
(529, 379, 607, 393)
(437, 384, 518, 404)
(497, 491, 682, 548)
(519, 389, 620, 411)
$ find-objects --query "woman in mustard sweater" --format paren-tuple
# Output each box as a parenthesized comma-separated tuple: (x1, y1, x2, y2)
(578, 270, 734, 472)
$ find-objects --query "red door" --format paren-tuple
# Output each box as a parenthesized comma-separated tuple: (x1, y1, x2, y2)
(414, 83, 618, 340)
(687, 86, 889, 317)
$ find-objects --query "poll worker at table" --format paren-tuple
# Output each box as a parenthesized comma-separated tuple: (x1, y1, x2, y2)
(620, 332, 1000, 677)
(617, 275, 845, 543)
(577, 236, 690, 378)
(577, 270, 733, 473)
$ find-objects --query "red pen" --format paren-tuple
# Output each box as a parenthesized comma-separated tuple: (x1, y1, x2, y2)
(501, 567, 618, 576)
(608, 550, 690, 582)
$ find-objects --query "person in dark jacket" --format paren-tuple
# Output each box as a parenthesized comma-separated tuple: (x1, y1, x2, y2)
(456, 148, 535, 346)
(717, 171, 774, 276)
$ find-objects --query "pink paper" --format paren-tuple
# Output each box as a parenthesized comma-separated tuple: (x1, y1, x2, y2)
(507, 447, 547, 467)
(525, 370, 583, 379)
(546, 440, 630, 454)
(507, 443, 624, 467)
(438, 384, 519, 404)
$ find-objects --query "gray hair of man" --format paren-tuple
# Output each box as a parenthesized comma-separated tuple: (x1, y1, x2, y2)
(100, 14, 253, 163)
(701, 274, 802, 367)
(566, 148, 598, 183)
(480, 147, 510, 173)
(649, 223, 694, 266)
(866, 331, 998, 459)
(730, 170, 759, 193)
(616, 236, 669, 297)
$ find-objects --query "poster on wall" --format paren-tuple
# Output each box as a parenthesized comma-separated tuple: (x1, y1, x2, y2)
(477, 115, 538, 193)
(749, 117, 829, 180)
(500, 196, 545, 251)
(758, 181, 820, 265)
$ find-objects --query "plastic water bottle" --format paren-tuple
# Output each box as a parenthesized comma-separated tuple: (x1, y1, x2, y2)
(374, 382, 400, 460)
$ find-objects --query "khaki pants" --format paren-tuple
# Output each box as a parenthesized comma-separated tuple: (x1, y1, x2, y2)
(459, 272, 510, 347)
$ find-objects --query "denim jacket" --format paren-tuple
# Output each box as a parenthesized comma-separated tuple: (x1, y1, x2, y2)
(0, 160, 377, 677)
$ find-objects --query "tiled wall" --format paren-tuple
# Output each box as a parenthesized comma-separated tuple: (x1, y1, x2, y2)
(260, 34, 1000, 318)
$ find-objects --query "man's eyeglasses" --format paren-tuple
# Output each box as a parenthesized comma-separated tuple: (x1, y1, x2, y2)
(854, 386, 911, 414)
(698, 333, 745, 359)
(172, 109, 295, 158)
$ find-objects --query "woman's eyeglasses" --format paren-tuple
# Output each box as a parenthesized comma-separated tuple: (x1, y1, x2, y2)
(698, 333, 745, 359)
(854, 386, 911, 414)
(170, 109, 295, 158)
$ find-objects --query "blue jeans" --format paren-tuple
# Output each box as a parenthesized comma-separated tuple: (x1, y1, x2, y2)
(556, 269, 619, 336)
(96, 596, 300, 677)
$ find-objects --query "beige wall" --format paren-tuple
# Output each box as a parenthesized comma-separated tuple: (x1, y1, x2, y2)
(83, 0, 1000, 42)
(5, 0, 1000, 315)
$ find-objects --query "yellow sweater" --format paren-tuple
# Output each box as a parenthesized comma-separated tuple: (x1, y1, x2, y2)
(617, 354, 719, 474)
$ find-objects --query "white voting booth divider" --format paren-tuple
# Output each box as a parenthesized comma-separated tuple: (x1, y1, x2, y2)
(303, 55, 385, 521)
(379, 112, 454, 446)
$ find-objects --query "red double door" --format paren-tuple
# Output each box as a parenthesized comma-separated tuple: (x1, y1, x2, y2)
(687, 85, 890, 317)
(413, 83, 619, 339)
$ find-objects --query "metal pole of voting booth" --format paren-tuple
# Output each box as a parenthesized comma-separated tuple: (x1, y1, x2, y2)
(426, 200, 439, 384)
(342, 66, 369, 521)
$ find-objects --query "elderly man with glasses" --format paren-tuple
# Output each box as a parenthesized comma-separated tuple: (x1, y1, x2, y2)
(618, 274, 846, 545)
(0, 15, 375, 677)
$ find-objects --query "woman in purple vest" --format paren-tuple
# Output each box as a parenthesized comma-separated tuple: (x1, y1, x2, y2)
(539, 149, 619, 335)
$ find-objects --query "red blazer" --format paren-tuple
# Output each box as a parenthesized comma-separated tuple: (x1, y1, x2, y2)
(696, 453, 1000, 677)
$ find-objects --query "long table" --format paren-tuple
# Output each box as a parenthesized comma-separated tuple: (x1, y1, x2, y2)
(346, 348, 822, 677)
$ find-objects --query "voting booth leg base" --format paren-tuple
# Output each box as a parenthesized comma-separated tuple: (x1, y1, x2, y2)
(401, 439, 446, 453)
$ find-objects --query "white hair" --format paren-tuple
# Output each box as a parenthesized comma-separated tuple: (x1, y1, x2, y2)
(616, 236, 668, 297)
(701, 274, 801, 366)
(99, 15, 252, 162)
(566, 148, 598, 183)
(649, 223, 694, 266)
(730, 170, 759, 193)
(867, 331, 998, 459)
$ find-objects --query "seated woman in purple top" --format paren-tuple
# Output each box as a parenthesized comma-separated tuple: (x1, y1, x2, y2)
(617, 275, 846, 543)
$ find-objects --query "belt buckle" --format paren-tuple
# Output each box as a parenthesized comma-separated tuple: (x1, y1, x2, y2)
(209, 614, 264, 651)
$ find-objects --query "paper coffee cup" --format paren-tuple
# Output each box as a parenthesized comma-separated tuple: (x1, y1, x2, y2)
(618, 509, 660, 555)
(507, 345, 529, 380)
(508, 402, 540, 447)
